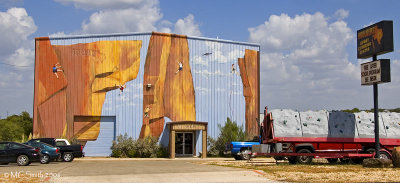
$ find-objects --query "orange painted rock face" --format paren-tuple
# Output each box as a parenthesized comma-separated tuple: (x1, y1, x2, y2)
(141, 33, 196, 138)
(34, 39, 141, 140)
(238, 49, 259, 138)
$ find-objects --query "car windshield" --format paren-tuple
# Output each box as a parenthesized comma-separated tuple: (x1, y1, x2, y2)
(0, 143, 8, 150)
(56, 141, 67, 146)
(40, 142, 55, 149)
(10, 143, 30, 149)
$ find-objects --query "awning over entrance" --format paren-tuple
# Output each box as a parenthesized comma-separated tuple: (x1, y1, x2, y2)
(167, 121, 208, 159)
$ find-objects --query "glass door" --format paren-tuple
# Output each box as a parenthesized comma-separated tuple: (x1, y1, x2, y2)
(175, 132, 193, 156)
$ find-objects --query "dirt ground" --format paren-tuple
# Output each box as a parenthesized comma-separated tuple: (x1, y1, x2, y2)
(204, 158, 400, 182)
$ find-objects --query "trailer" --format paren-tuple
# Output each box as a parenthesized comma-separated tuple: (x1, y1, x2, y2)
(251, 107, 400, 164)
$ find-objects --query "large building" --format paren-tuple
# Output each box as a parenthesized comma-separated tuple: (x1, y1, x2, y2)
(33, 32, 260, 157)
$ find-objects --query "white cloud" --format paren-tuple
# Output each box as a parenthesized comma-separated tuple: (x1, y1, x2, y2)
(54, 0, 158, 10)
(333, 9, 349, 20)
(248, 11, 383, 110)
(81, 7, 162, 34)
(5, 47, 34, 67)
(0, 8, 36, 55)
(173, 14, 201, 36)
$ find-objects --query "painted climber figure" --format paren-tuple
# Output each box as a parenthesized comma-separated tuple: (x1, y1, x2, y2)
(144, 105, 151, 118)
(175, 61, 183, 74)
(116, 84, 126, 95)
(52, 63, 63, 78)
(231, 63, 239, 75)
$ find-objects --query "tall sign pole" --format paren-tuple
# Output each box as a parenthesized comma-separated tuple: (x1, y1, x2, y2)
(357, 20, 393, 159)
(372, 55, 380, 158)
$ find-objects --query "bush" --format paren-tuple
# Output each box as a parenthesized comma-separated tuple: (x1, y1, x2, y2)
(208, 117, 246, 156)
(134, 136, 159, 158)
(110, 134, 135, 158)
(111, 134, 165, 158)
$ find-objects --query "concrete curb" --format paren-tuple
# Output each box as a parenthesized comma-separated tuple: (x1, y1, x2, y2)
(75, 157, 234, 161)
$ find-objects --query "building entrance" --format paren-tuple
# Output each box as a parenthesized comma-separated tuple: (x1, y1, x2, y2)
(175, 132, 193, 156)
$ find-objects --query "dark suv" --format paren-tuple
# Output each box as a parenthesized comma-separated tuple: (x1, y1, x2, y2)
(0, 142, 41, 166)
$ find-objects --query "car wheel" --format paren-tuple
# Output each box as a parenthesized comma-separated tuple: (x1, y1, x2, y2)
(40, 154, 50, 164)
(17, 155, 30, 166)
(240, 149, 251, 160)
(62, 152, 74, 162)
(296, 149, 313, 164)
(233, 155, 242, 160)
(327, 158, 338, 163)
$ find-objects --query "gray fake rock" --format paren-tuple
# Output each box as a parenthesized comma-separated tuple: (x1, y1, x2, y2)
(299, 110, 329, 137)
(381, 112, 400, 139)
(392, 147, 400, 168)
(355, 111, 387, 138)
(271, 109, 302, 137)
(362, 158, 392, 168)
(328, 111, 357, 138)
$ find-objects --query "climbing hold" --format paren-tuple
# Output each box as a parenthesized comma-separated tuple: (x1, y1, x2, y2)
(283, 120, 287, 125)
(295, 115, 297, 117)
(386, 126, 389, 130)
(357, 116, 360, 119)
(303, 123, 308, 127)
(367, 125, 370, 128)
(339, 130, 343, 133)
(297, 128, 300, 130)
(359, 121, 361, 123)
(317, 118, 321, 122)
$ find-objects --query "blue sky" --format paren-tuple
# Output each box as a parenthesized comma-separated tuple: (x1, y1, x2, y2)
(1, 0, 400, 118)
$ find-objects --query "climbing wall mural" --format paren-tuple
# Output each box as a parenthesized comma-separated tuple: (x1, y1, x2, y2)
(34, 32, 260, 150)
(34, 38, 141, 140)
(141, 33, 196, 138)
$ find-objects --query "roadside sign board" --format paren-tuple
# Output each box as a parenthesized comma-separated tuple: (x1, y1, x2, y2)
(361, 59, 391, 85)
(357, 21, 393, 59)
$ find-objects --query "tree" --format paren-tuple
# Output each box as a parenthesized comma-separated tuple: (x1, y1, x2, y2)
(0, 112, 33, 141)
(209, 117, 246, 156)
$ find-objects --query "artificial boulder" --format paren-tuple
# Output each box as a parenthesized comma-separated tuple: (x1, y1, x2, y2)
(392, 147, 400, 168)
(362, 158, 392, 168)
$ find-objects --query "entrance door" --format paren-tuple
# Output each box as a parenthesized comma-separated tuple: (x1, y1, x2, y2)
(175, 132, 193, 156)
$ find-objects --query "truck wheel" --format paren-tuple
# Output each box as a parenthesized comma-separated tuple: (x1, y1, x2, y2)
(240, 149, 251, 160)
(40, 154, 50, 164)
(288, 157, 297, 164)
(327, 158, 338, 163)
(379, 151, 391, 160)
(296, 149, 313, 164)
(16, 155, 30, 166)
(62, 152, 74, 162)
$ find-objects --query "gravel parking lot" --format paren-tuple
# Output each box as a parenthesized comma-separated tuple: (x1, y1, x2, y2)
(0, 158, 277, 183)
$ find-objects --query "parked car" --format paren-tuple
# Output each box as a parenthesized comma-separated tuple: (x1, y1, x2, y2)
(225, 136, 261, 160)
(27, 138, 83, 162)
(24, 142, 60, 164)
(0, 142, 41, 166)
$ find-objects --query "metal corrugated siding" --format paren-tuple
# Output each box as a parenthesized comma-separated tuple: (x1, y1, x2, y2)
(35, 32, 259, 156)
(83, 116, 116, 156)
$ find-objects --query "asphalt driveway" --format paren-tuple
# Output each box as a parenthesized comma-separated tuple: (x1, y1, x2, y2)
(0, 158, 277, 183)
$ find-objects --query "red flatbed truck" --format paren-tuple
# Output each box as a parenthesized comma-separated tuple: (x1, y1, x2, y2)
(251, 107, 400, 164)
